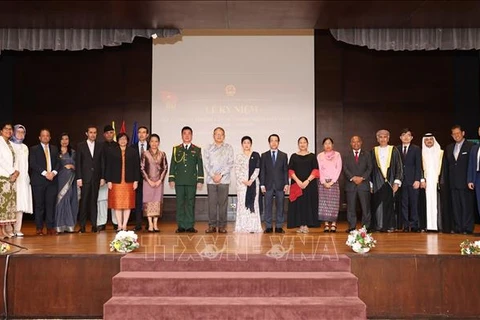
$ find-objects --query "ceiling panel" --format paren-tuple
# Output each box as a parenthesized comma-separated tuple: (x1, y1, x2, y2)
(0, 0, 478, 29)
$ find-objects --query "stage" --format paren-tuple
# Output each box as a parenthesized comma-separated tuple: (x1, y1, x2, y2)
(1, 221, 479, 319)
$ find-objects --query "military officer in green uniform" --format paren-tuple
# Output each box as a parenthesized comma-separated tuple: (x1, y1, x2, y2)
(168, 126, 204, 233)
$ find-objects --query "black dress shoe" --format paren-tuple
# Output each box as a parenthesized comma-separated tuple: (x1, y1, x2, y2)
(275, 228, 285, 234)
(91, 226, 98, 233)
(134, 225, 143, 231)
(411, 227, 420, 233)
(113, 224, 118, 231)
(186, 228, 198, 233)
(403, 228, 410, 233)
(97, 225, 106, 232)
(78, 227, 86, 233)
(264, 228, 273, 234)
(175, 228, 186, 233)
(345, 228, 355, 233)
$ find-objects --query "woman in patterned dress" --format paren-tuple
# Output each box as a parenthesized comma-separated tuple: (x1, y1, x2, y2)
(106, 133, 140, 232)
(0, 122, 19, 239)
(234, 136, 263, 233)
(141, 134, 168, 232)
(317, 137, 342, 232)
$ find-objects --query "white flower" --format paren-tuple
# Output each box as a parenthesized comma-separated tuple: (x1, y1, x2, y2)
(352, 242, 362, 252)
(346, 226, 376, 252)
(110, 231, 140, 253)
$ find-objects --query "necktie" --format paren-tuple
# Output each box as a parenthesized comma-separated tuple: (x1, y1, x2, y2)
(354, 151, 359, 163)
(403, 146, 407, 159)
(44, 145, 51, 172)
(185, 144, 189, 150)
(272, 151, 276, 165)
(141, 143, 145, 154)
(454, 143, 460, 160)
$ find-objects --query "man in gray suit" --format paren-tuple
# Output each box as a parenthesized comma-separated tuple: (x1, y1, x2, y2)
(260, 134, 289, 234)
(342, 136, 372, 232)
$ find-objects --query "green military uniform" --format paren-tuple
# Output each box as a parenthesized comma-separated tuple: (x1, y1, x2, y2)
(168, 143, 204, 230)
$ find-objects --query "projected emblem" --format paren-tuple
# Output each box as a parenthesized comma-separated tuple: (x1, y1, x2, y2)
(160, 91, 178, 109)
(225, 84, 236, 97)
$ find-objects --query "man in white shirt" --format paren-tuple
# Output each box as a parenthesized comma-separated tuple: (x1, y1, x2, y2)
(203, 127, 234, 233)
(421, 133, 444, 232)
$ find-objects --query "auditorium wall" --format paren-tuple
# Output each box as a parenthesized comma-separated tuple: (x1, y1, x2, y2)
(2, 31, 472, 217)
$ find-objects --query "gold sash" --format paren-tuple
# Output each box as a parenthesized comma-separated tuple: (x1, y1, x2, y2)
(374, 145, 394, 181)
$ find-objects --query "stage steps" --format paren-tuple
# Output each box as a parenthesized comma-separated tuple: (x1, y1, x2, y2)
(104, 254, 366, 320)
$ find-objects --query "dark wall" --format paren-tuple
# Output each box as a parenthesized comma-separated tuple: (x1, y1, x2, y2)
(0, 54, 14, 124)
(315, 29, 456, 156)
(7, 37, 152, 147)
(4, 32, 477, 216)
(5, 32, 469, 153)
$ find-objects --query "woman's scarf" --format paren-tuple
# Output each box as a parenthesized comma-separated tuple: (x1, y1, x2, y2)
(245, 152, 260, 213)
(11, 124, 26, 144)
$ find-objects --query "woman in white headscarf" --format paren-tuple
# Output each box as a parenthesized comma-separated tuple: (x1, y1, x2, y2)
(10, 124, 33, 237)
(421, 133, 443, 231)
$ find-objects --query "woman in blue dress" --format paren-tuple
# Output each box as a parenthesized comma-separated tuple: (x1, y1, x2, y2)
(55, 133, 78, 233)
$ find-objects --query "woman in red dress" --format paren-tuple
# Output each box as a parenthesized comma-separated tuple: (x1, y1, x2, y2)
(106, 133, 140, 232)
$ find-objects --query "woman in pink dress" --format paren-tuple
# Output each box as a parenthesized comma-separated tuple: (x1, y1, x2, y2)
(317, 137, 342, 232)
(141, 134, 168, 232)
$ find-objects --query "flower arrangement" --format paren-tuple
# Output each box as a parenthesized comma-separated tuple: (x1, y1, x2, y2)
(346, 226, 376, 253)
(0, 243, 10, 254)
(110, 231, 140, 253)
(460, 239, 480, 255)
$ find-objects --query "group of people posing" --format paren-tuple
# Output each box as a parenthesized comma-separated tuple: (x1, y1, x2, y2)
(0, 122, 477, 237)
(345, 125, 479, 235)
(0, 122, 168, 237)
(168, 125, 480, 235)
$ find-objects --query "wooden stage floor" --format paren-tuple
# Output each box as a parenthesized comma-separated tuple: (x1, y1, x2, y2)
(2, 221, 480, 319)
(7, 221, 480, 256)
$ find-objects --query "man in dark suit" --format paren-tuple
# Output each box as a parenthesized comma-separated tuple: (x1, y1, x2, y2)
(342, 135, 372, 232)
(396, 128, 423, 232)
(467, 126, 480, 226)
(76, 125, 105, 233)
(29, 129, 60, 235)
(445, 125, 474, 234)
(260, 134, 289, 234)
(131, 126, 149, 231)
(97, 124, 118, 231)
